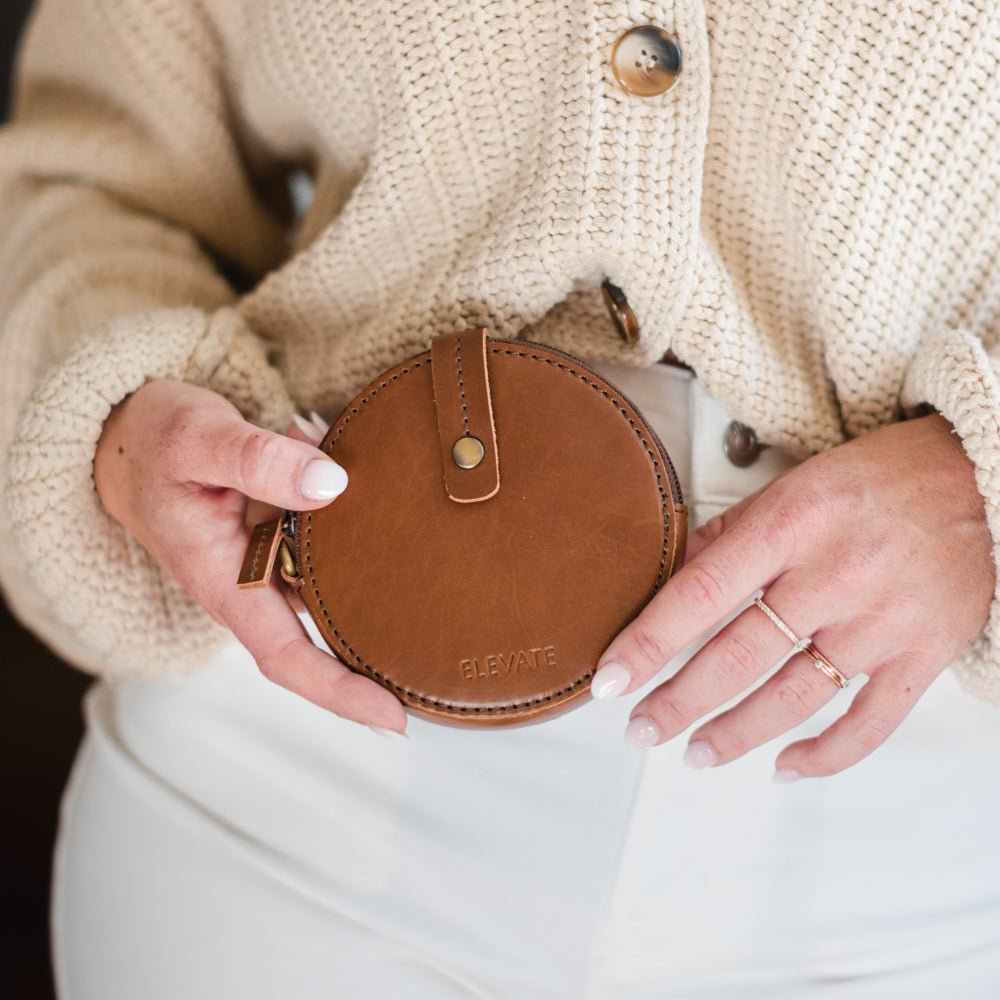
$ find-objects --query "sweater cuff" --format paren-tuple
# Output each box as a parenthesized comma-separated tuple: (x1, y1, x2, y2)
(4, 306, 294, 676)
(902, 329, 1000, 702)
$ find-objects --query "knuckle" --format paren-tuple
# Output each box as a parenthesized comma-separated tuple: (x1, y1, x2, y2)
(714, 632, 762, 688)
(630, 621, 675, 670)
(775, 672, 820, 716)
(255, 634, 304, 685)
(760, 479, 835, 548)
(323, 668, 364, 713)
(158, 392, 206, 439)
(237, 429, 286, 494)
(681, 559, 732, 614)
(827, 539, 894, 593)
(806, 753, 840, 778)
(648, 692, 691, 734)
(718, 726, 752, 758)
(256, 651, 281, 684)
(852, 714, 895, 752)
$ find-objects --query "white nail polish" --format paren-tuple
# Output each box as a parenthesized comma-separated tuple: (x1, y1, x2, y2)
(591, 662, 630, 699)
(293, 413, 325, 444)
(683, 739, 718, 770)
(369, 725, 409, 742)
(624, 715, 661, 748)
(773, 767, 803, 784)
(300, 459, 348, 500)
(310, 411, 331, 436)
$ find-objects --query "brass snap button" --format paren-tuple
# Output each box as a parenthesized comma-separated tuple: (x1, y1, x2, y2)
(601, 279, 640, 344)
(723, 421, 763, 468)
(452, 435, 485, 469)
(611, 26, 682, 97)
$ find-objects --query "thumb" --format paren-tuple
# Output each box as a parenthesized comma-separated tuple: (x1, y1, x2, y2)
(196, 417, 348, 510)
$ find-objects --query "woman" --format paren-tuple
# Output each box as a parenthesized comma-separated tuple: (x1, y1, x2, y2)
(2, 1, 1000, 996)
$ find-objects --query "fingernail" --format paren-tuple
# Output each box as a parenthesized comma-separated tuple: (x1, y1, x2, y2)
(591, 661, 630, 699)
(773, 767, 803, 784)
(369, 726, 409, 742)
(683, 739, 719, 770)
(300, 459, 348, 500)
(624, 715, 662, 748)
(293, 413, 325, 444)
(310, 411, 331, 436)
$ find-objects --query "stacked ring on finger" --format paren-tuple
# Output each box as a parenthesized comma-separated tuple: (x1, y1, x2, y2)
(753, 596, 850, 689)
(801, 640, 849, 689)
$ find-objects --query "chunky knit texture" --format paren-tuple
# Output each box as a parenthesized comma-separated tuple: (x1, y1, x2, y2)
(3, 0, 1000, 700)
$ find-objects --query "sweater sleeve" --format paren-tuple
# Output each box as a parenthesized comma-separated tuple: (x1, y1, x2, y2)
(0, 0, 296, 676)
(901, 331, 1000, 704)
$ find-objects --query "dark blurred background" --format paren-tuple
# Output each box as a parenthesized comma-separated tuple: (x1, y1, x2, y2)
(1, 3, 93, 999)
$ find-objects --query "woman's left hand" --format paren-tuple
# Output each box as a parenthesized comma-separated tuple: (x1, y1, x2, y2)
(592, 413, 996, 778)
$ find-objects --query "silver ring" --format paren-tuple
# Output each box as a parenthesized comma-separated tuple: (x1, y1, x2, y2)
(753, 596, 805, 648)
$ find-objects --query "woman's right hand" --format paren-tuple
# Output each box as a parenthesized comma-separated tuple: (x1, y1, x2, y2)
(93, 379, 408, 736)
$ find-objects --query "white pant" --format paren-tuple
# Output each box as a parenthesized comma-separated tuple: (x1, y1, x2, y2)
(53, 365, 1000, 998)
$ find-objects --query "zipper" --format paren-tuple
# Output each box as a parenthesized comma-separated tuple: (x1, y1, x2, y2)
(278, 510, 300, 584)
(236, 510, 301, 590)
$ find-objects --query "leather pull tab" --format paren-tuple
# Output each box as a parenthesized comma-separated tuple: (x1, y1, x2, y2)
(430, 328, 500, 503)
(237, 515, 284, 589)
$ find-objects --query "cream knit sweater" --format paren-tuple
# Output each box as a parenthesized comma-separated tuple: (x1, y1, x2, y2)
(3, 0, 1000, 701)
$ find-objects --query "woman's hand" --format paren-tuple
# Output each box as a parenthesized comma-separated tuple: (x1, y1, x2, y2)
(592, 414, 995, 778)
(93, 379, 408, 736)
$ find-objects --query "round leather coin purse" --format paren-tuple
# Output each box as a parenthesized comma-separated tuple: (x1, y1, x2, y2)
(240, 329, 686, 727)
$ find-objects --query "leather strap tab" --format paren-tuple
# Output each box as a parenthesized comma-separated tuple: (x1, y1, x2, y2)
(430, 329, 500, 503)
(237, 515, 284, 589)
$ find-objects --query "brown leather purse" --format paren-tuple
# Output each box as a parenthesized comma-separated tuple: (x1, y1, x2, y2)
(240, 329, 686, 726)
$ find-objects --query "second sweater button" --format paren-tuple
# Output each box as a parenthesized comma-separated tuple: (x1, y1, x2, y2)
(724, 421, 763, 467)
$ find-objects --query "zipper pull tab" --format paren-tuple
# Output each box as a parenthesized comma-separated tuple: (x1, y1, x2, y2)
(237, 515, 287, 589)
